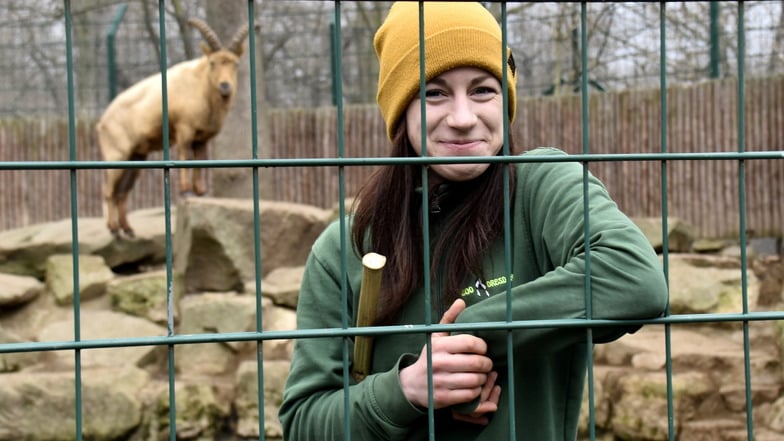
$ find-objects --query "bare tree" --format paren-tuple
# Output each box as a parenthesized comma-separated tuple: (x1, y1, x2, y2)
(208, 0, 274, 199)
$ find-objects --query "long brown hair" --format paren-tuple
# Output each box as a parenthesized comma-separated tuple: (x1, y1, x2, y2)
(351, 122, 517, 325)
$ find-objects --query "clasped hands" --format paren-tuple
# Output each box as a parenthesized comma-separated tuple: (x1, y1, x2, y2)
(399, 299, 501, 426)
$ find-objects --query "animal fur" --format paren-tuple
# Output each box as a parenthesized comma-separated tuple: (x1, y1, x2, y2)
(96, 18, 250, 237)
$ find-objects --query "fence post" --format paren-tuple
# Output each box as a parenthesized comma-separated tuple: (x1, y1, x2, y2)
(106, 3, 128, 102)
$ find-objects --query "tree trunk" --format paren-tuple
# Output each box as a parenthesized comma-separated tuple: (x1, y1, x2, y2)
(207, 1, 274, 200)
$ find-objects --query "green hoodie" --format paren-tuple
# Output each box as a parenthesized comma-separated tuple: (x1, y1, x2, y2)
(280, 148, 668, 441)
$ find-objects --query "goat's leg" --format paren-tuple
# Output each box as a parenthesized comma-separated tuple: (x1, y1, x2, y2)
(114, 167, 141, 238)
(176, 130, 195, 195)
(103, 168, 124, 236)
(192, 140, 208, 196)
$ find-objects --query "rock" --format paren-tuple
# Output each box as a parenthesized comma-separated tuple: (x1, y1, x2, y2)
(764, 396, 784, 432)
(108, 270, 184, 325)
(632, 217, 694, 253)
(578, 366, 611, 436)
(610, 371, 713, 440)
(176, 293, 259, 375)
(255, 265, 304, 309)
(753, 256, 783, 307)
(0, 272, 43, 307)
(261, 302, 297, 360)
(93, 208, 173, 269)
(0, 220, 78, 278)
(668, 254, 758, 315)
(37, 310, 167, 369)
(1, 200, 781, 441)
(0, 210, 169, 278)
(235, 360, 290, 439)
(0, 327, 41, 372)
(174, 198, 330, 292)
(175, 294, 297, 374)
(45, 254, 115, 306)
(0, 367, 148, 441)
(693, 238, 731, 253)
(154, 382, 230, 440)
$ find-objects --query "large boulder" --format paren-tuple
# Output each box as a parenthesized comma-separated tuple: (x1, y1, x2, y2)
(37, 310, 167, 369)
(253, 265, 304, 309)
(667, 254, 759, 315)
(0, 327, 41, 372)
(45, 254, 115, 306)
(633, 217, 694, 253)
(0, 272, 43, 307)
(0, 209, 170, 278)
(175, 293, 297, 375)
(108, 270, 184, 325)
(153, 382, 231, 440)
(235, 360, 290, 440)
(174, 198, 330, 293)
(176, 293, 258, 376)
(0, 367, 148, 441)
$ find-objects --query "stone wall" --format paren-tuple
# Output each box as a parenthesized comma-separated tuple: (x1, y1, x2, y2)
(0, 199, 782, 441)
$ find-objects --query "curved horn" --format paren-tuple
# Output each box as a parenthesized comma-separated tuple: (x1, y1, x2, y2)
(226, 23, 252, 55)
(188, 17, 222, 52)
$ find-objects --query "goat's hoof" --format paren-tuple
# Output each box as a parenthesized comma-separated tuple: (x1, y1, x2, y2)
(122, 228, 136, 239)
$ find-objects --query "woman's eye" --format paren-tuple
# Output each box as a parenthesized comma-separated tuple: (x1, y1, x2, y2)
(473, 86, 498, 96)
(424, 89, 446, 98)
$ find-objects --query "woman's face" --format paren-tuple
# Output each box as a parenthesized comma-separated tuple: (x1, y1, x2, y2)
(405, 66, 505, 184)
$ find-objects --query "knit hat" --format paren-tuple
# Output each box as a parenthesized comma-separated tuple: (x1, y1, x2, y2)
(374, 1, 517, 141)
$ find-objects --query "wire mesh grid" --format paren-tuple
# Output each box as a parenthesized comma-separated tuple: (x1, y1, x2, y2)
(0, 1, 783, 441)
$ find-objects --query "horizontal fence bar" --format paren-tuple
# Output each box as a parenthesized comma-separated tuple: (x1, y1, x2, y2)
(2, 310, 783, 355)
(2, 151, 783, 171)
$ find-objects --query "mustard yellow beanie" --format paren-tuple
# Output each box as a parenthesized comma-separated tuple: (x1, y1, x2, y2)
(374, 1, 517, 141)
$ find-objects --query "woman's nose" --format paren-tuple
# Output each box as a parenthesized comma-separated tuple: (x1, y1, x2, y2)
(446, 94, 478, 129)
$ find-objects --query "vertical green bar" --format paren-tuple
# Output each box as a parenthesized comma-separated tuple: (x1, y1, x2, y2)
(658, 3, 675, 440)
(579, 3, 596, 441)
(331, 2, 352, 440)
(155, 1, 176, 440)
(499, 4, 517, 440)
(735, 4, 754, 440)
(415, 3, 436, 440)
(63, 1, 83, 439)
(245, 1, 267, 439)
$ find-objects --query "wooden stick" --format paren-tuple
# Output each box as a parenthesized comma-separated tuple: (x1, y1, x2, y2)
(352, 252, 387, 382)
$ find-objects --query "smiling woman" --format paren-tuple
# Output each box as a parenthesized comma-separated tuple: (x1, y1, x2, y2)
(404, 67, 505, 184)
(279, 2, 668, 441)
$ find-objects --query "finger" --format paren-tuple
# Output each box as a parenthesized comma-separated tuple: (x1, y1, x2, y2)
(431, 372, 488, 391)
(439, 299, 466, 326)
(470, 400, 498, 416)
(479, 371, 499, 402)
(431, 334, 489, 357)
(488, 384, 501, 406)
(452, 410, 490, 426)
(470, 385, 501, 416)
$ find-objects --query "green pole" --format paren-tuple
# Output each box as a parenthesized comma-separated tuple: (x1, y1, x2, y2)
(709, 1, 720, 78)
(330, 19, 338, 107)
(106, 3, 128, 101)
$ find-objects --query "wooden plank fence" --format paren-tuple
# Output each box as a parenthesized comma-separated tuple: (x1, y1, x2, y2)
(1, 76, 782, 239)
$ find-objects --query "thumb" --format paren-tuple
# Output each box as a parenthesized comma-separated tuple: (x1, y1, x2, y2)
(435, 299, 466, 336)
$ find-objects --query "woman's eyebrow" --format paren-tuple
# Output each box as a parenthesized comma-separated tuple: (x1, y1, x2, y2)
(426, 74, 496, 88)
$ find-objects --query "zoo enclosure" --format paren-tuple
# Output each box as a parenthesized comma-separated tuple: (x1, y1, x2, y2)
(0, 1, 783, 441)
(1, 1, 783, 117)
(2, 76, 784, 238)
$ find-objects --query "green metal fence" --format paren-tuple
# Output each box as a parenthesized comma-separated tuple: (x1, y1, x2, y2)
(0, 1, 783, 441)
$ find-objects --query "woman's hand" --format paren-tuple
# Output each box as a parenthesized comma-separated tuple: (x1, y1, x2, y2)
(451, 370, 501, 426)
(399, 299, 496, 411)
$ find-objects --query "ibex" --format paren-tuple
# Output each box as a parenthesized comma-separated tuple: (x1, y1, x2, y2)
(96, 18, 251, 237)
